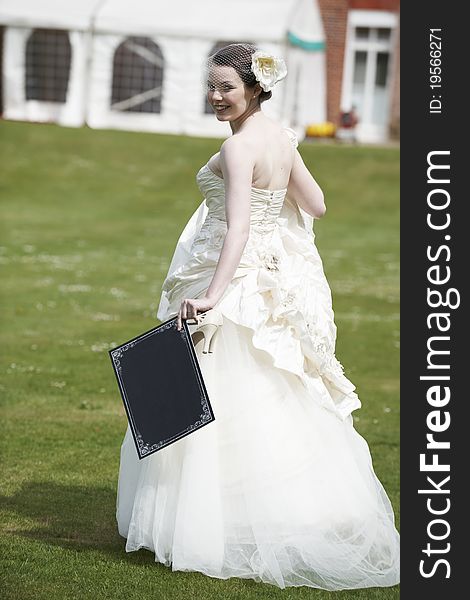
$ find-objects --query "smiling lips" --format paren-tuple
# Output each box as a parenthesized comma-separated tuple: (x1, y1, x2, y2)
(214, 105, 229, 111)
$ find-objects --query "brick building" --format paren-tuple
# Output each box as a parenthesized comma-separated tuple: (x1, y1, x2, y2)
(318, 0, 400, 142)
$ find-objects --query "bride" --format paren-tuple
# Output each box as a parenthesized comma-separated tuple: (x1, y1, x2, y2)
(116, 43, 400, 590)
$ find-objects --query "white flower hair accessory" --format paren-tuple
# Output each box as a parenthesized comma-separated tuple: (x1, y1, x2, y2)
(251, 50, 287, 92)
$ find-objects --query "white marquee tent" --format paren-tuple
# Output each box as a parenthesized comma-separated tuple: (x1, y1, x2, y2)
(0, 0, 326, 138)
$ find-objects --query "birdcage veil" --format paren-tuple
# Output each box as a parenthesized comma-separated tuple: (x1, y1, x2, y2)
(202, 42, 287, 107)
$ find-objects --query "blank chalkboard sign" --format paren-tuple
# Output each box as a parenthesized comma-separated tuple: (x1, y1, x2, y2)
(109, 316, 215, 460)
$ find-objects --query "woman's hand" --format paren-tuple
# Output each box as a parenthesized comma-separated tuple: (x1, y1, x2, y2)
(176, 296, 216, 331)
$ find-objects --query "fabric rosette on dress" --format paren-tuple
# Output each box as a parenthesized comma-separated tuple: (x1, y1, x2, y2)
(214, 204, 361, 421)
(157, 152, 360, 422)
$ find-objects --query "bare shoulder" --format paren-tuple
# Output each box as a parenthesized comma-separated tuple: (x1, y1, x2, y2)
(220, 134, 256, 169)
(220, 133, 255, 156)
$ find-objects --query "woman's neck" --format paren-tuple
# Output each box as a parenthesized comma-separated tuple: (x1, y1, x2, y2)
(230, 104, 263, 134)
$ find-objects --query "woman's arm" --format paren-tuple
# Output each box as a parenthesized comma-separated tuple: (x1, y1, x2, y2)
(176, 137, 252, 329)
(205, 136, 253, 301)
(286, 149, 326, 218)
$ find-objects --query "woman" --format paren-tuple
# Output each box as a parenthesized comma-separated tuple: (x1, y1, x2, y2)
(116, 43, 400, 590)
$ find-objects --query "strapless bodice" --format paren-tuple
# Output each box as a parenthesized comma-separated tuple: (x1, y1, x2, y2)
(196, 163, 288, 231)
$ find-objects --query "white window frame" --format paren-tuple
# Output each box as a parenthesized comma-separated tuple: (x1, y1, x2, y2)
(341, 9, 398, 143)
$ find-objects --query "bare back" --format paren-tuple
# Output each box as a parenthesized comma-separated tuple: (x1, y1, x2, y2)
(207, 118, 295, 191)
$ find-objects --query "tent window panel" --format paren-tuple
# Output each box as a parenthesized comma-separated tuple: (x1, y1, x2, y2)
(203, 41, 254, 114)
(111, 37, 164, 114)
(25, 29, 71, 103)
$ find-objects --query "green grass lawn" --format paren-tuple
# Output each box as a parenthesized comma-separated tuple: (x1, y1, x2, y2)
(0, 121, 399, 599)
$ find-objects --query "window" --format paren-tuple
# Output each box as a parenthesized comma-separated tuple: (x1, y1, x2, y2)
(346, 21, 395, 129)
(377, 28, 391, 41)
(356, 27, 370, 39)
(353, 51, 367, 87)
(25, 29, 71, 103)
(111, 37, 164, 113)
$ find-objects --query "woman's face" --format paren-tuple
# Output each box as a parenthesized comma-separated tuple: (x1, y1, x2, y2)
(207, 65, 257, 121)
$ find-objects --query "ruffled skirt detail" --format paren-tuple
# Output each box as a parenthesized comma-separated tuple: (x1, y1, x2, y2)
(117, 317, 399, 590)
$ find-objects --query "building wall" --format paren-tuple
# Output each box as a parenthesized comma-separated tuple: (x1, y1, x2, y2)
(317, 0, 400, 139)
(316, 0, 349, 124)
(349, 0, 399, 10)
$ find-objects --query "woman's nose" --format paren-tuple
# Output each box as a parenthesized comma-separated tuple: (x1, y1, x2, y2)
(212, 89, 223, 101)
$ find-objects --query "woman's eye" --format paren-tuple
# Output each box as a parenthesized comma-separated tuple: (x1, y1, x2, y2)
(207, 84, 233, 92)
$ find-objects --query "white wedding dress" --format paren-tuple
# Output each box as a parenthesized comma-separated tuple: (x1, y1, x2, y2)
(116, 128, 400, 590)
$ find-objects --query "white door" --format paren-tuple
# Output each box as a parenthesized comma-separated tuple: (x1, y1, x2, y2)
(341, 10, 398, 143)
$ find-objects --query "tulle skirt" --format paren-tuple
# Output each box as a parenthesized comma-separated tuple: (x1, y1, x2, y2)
(116, 315, 400, 590)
